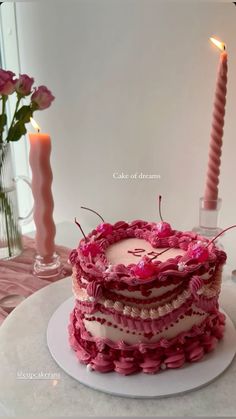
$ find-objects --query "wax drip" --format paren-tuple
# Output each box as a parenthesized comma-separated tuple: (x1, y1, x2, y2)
(81, 206, 105, 222)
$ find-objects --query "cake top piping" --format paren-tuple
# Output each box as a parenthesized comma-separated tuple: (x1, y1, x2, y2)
(69, 220, 226, 286)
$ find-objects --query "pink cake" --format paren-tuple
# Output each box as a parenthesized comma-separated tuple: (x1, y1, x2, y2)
(68, 219, 226, 375)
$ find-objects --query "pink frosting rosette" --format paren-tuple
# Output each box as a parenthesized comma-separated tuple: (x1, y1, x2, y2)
(140, 358, 162, 374)
(212, 324, 225, 340)
(201, 335, 218, 352)
(164, 352, 185, 369)
(91, 353, 114, 373)
(114, 357, 138, 375)
(185, 340, 204, 362)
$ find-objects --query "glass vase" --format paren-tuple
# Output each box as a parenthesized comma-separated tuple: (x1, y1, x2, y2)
(0, 143, 32, 260)
(193, 197, 222, 243)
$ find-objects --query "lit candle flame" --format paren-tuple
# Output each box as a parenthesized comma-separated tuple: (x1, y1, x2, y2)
(210, 37, 226, 52)
(30, 117, 41, 132)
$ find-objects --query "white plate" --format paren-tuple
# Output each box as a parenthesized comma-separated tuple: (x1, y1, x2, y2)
(47, 297, 236, 398)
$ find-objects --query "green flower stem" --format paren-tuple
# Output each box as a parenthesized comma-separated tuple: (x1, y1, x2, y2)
(0, 184, 21, 258)
(0, 96, 7, 143)
(3, 194, 12, 257)
(0, 146, 21, 258)
(7, 95, 21, 142)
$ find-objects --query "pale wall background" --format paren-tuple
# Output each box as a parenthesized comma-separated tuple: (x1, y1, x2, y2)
(12, 1, 236, 258)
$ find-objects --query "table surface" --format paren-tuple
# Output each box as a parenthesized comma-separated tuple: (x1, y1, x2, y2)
(1, 222, 236, 416)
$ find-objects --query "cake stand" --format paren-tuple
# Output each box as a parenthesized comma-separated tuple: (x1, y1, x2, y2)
(47, 297, 236, 398)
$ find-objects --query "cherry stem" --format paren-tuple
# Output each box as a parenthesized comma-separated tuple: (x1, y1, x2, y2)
(158, 195, 164, 222)
(81, 206, 105, 222)
(74, 217, 87, 241)
(114, 222, 127, 230)
(150, 248, 170, 261)
(206, 224, 236, 247)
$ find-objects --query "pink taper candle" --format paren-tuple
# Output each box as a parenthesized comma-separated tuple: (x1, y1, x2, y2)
(29, 126, 56, 260)
(204, 38, 228, 210)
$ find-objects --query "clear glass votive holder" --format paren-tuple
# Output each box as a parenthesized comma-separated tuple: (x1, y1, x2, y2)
(193, 197, 222, 241)
(33, 252, 62, 279)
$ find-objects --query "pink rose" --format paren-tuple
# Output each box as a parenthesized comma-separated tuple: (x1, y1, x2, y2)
(0, 69, 16, 95)
(31, 85, 55, 110)
(15, 74, 34, 96)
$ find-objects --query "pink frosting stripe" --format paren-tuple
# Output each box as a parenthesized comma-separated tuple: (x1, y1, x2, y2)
(75, 291, 219, 334)
(76, 296, 192, 330)
(71, 308, 225, 352)
(103, 281, 187, 305)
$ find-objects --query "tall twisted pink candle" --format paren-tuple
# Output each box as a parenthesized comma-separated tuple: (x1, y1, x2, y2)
(204, 50, 228, 209)
(29, 132, 56, 259)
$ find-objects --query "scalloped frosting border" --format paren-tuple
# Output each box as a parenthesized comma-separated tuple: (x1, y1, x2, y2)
(69, 220, 226, 287)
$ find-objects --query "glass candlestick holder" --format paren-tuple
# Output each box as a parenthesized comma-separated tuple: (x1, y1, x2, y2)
(193, 197, 222, 241)
(33, 252, 62, 279)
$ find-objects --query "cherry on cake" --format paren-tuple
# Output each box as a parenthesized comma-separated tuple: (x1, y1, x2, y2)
(68, 219, 226, 375)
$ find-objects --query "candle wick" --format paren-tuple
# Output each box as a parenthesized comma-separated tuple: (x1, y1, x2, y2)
(37, 129, 40, 133)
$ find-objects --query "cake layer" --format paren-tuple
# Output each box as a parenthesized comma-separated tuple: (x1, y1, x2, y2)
(68, 308, 225, 374)
(72, 267, 222, 346)
(72, 266, 223, 317)
(80, 306, 208, 344)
